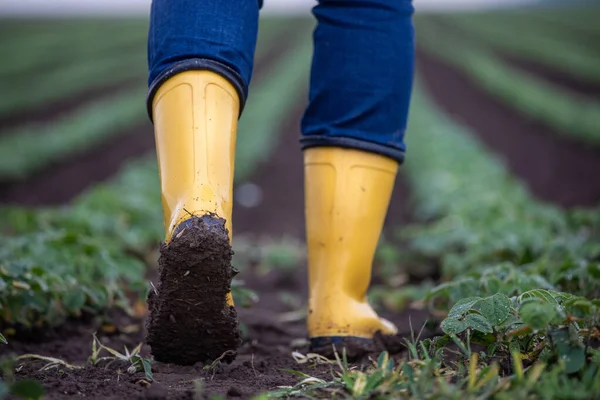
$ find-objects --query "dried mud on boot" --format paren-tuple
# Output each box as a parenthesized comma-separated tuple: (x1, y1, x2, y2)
(146, 216, 241, 365)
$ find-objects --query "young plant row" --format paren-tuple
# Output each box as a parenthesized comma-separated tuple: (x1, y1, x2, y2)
(0, 31, 312, 332)
(274, 82, 600, 399)
(403, 83, 599, 390)
(0, 17, 292, 120)
(416, 18, 600, 147)
(0, 18, 308, 182)
(437, 11, 600, 84)
(0, 20, 149, 81)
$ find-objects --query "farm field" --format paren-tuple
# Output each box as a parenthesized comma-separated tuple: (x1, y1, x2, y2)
(1, 4, 600, 400)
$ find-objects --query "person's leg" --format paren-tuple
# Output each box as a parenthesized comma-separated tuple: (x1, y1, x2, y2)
(302, 0, 415, 356)
(145, 0, 260, 365)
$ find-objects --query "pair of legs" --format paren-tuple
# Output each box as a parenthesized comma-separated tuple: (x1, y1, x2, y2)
(145, 0, 415, 364)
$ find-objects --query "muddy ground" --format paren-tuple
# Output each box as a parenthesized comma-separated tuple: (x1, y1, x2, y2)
(417, 50, 600, 208)
(0, 94, 431, 399)
(3, 23, 600, 399)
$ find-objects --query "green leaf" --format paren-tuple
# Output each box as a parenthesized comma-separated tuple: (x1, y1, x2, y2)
(9, 379, 45, 400)
(550, 328, 586, 374)
(448, 297, 482, 319)
(0, 381, 8, 399)
(464, 313, 493, 333)
(440, 317, 468, 335)
(0, 334, 6, 345)
(131, 355, 153, 382)
(476, 293, 511, 325)
(520, 300, 560, 330)
(62, 288, 86, 313)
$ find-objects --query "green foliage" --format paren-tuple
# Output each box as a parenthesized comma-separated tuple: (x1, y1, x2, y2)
(0, 18, 313, 330)
(416, 17, 600, 147)
(0, 158, 160, 329)
(439, 10, 600, 84)
(391, 83, 600, 394)
(0, 357, 45, 400)
(269, 349, 600, 399)
(0, 86, 148, 180)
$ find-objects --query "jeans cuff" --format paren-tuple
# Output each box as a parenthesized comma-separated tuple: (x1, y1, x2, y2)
(146, 58, 247, 122)
(299, 136, 405, 164)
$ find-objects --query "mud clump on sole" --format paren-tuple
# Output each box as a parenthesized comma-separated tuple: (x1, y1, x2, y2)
(146, 216, 241, 365)
(310, 331, 406, 361)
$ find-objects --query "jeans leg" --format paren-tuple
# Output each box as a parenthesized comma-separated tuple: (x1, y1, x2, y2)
(147, 0, 261, 119)
(300, 0, 415, 163)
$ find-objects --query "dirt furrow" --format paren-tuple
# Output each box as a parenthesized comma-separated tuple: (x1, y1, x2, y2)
(2, 89, 430, 399)
(0, 34, 299, 207)
(428, 17, 600, 100)
(417, 50, 600, 208)
(0, 79, 145, 135)
(501, 54, 600, 100)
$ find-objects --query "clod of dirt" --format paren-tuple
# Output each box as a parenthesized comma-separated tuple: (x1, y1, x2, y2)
(146, 216, 241, 365)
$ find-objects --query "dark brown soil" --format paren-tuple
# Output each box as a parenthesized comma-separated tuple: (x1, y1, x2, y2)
(428, 16, 600, 100)
(1, 263, 432, 399)
(0, 122, 155, 205)
(502, 54, 600, 100)
(146, 215, 241, 365)
(0, 32, 295, 207)
(417, 50, 600, 208)
(0, 80, 145, 135)
(0, 68, 430, 399)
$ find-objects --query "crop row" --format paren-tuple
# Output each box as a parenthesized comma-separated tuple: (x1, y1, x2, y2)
(0, 33, 312, 332)
(0, 18, 308, 182)
(0, 21, 148, 80)
(0, 17, 293, 123)
(439, 11, 600, 84)
(416, 17, 600, 147)
(261, 80, 600, 399)
(402, 81, 599, 384)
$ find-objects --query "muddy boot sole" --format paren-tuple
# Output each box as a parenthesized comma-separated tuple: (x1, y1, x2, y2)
(146, 215, 241, 365)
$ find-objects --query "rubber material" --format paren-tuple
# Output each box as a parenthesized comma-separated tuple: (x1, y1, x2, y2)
(304, 147, 399, 339)
(151, 70, 239, 306)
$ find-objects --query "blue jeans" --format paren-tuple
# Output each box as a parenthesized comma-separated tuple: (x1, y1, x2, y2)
(147, 0, 415, 163)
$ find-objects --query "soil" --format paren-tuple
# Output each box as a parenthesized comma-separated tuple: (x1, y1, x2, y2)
(502, 54, 600, 100)
(0, 122, 155, 206)
(0, 32, 295, 207)
(1, 68, 430, 399)
(0, 80, 145, 136)
(417, 50, 600, 208)
(428, 16, 600, 100)
(146, 215, 241, 365)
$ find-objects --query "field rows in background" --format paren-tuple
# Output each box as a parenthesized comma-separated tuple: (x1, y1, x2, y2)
(415, 16, 600, 147)
(0, 17, 290, 122)
(0, 20, 314, 328)
(0, 21, 148, 80)
(0, 18, 308, 183)
(439, 10, 600, 84)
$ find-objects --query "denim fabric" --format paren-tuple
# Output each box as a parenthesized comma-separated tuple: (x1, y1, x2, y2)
(300, 0, 415, 162)
(147, 0, 414, 162)
(147, 0, 261, 113)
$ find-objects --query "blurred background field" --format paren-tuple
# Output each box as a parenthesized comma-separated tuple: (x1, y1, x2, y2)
(1, 1, 600, 398)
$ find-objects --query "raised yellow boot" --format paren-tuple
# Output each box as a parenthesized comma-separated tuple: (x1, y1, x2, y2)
(145, 70, 241, 365)
(304, 147, 398, 356)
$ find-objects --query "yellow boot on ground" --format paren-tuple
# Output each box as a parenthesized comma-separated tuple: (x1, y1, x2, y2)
(152, 70, 237, 243)
(145, 70, 240, 365)
(304, 147, 399, 356)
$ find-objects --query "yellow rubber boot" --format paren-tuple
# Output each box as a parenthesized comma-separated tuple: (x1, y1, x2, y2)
(152, 70, 238, 244)
(152, 70, 238, 307)
(147, 70, 241, 364)
(304, 147, 398, 356)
